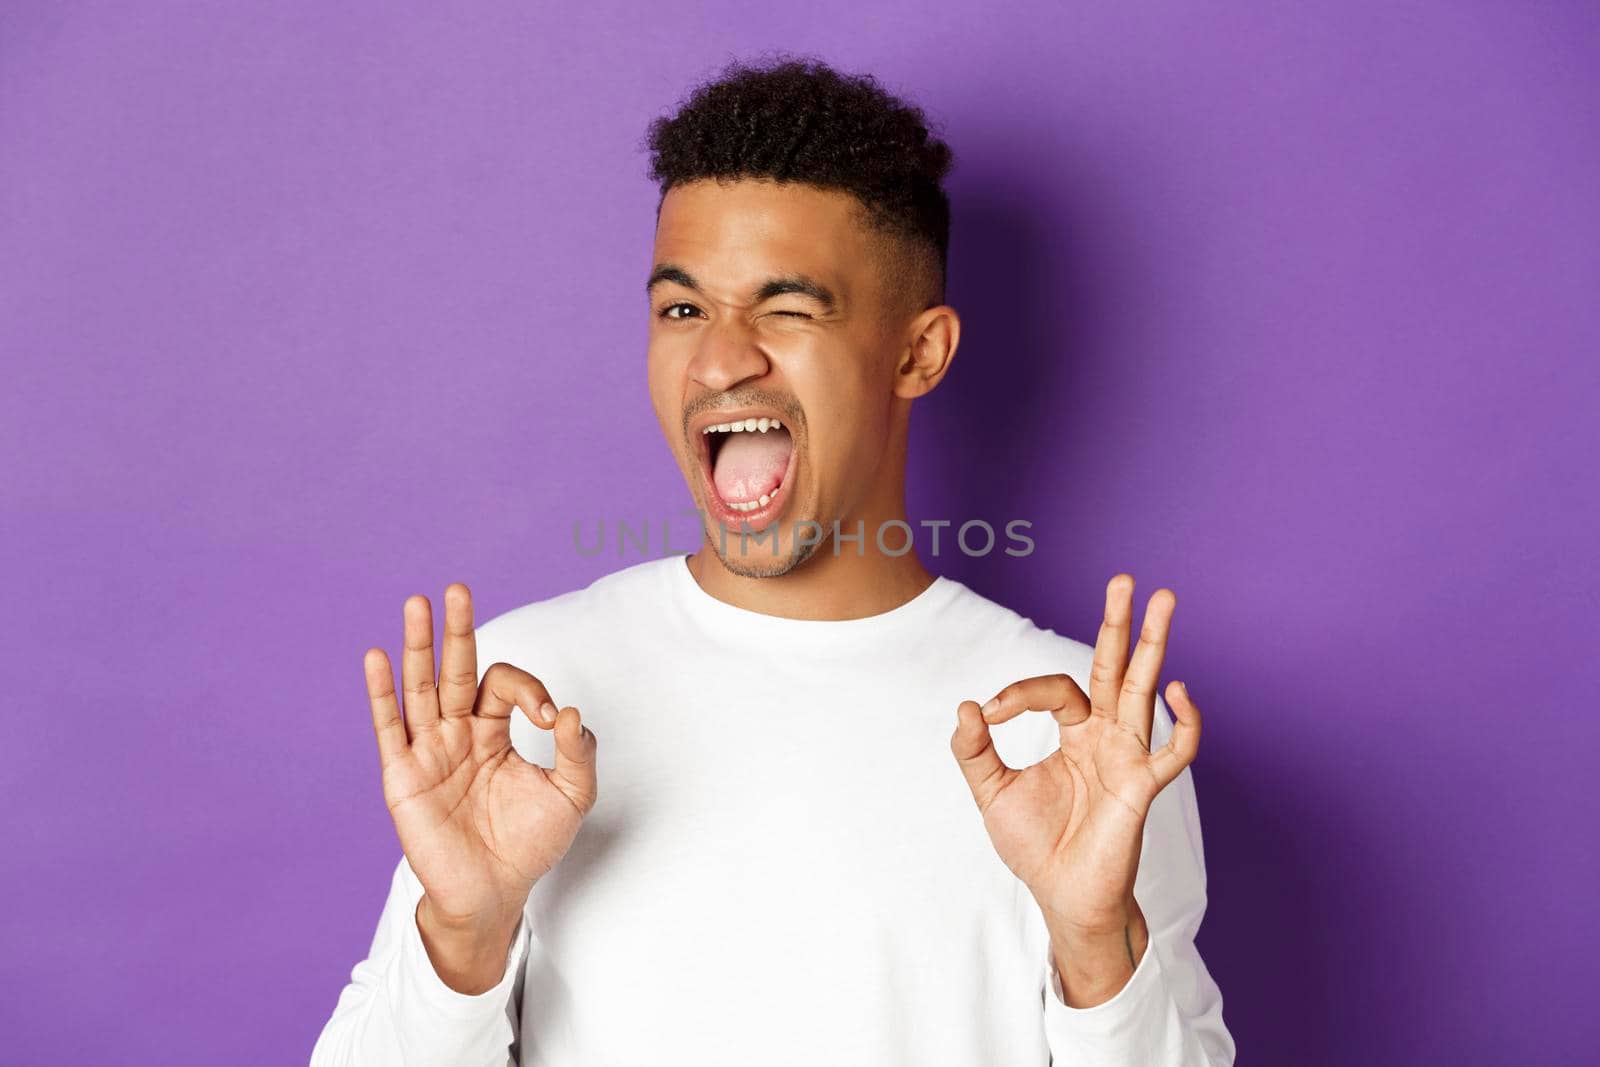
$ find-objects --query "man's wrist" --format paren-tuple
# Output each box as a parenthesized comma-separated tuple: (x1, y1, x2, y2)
(1043, 899, 1150, 1008)
(414, 893, 523, 995)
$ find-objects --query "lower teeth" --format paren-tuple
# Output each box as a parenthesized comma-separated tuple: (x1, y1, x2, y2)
(727, 486, 779, 513)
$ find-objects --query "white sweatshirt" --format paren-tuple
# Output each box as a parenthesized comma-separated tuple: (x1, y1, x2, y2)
(311, 555, 1234, 1066)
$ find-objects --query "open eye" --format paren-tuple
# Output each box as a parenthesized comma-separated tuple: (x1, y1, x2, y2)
(658, 302, 702, 321)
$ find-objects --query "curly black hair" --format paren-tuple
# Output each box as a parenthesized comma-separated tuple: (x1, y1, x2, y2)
(644, 54, 955, 309)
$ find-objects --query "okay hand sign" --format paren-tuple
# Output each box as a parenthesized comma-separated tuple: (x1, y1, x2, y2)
(950, 574, 1202, 936)
(364, 584, 598, 934)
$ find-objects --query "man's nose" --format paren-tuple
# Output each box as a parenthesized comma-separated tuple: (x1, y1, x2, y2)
(686, 317, 772, 393)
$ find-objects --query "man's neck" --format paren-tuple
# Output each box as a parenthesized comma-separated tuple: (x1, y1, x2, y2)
(685, 536, 935, 622)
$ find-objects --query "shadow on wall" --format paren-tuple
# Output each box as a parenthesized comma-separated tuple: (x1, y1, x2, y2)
(913, 159, 1369, 1064)
(909, 160, 1104, 625)
(1193, 748, 1338, 1063)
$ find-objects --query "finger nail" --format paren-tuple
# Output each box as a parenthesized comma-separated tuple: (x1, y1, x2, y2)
(981, 698, 999, 719)
(537, 701, 556, 724)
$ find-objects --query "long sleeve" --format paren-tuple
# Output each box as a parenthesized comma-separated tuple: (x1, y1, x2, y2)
(310, 855, 529, 1067)
(1039, 694, 1235, 1065)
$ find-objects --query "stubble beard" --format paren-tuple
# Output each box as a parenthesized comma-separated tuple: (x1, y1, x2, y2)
(701, 515, 824, 578)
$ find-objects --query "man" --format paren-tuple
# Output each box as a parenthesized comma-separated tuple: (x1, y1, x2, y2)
(312, 56, 1233, 1065)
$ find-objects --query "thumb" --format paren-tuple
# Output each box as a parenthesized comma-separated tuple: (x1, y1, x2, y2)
(951, 700, 1013, 811)
(547, 705, 598, 814)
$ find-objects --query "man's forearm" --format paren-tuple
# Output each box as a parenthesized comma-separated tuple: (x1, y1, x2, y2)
(415, 894, 522, 995)
(1043, 899, 1150, 1007)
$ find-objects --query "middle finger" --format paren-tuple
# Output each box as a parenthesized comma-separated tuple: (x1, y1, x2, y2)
(437, 583, 478, 719)
(1089, 574, 1135, 718)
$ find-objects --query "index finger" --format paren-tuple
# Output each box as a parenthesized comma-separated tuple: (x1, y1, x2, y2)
(980, 673, 1092, 729)
(473, 662, 558, 725)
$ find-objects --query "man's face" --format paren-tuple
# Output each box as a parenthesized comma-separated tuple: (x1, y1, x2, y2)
(646, 178, 910, 577)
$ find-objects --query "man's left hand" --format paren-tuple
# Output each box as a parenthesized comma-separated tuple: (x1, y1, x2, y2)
(949, 574, 1203, 1006)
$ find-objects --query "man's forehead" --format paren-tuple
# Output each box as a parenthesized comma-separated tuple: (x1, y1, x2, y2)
(651, 179, 874, 301)
(657, 176, 864, 225)
(655, 180, 869, 254)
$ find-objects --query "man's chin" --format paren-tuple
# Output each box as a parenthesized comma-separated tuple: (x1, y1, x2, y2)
(700, 517, 821, 578)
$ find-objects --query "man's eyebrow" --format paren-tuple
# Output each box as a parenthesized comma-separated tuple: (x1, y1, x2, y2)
(646, 263, 698, 295)
(753, 274, 837, 311)
(646, 263, 838, 311)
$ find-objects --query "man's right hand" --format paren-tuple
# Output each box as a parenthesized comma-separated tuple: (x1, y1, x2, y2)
(362, 583, 597, 992)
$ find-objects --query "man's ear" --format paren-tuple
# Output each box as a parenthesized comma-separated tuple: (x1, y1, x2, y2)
(893, 304, 961, 400)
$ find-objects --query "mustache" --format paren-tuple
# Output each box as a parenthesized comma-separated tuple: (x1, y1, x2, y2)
(681, 387, 805, 437)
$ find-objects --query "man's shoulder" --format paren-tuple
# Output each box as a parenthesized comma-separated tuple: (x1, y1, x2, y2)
(937, 577, 1097, 677)
(471, 556, 677, 665)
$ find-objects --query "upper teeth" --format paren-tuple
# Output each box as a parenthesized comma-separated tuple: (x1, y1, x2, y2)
(702, 418, 781, 435)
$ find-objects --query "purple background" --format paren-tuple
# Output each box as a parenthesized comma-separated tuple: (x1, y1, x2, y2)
(3, 3, 1596, 1063)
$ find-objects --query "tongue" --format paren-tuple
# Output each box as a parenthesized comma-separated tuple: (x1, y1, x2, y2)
(713, 428, 792, 502)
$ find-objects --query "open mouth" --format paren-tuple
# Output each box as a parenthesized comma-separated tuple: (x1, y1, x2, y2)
(694, 412, 797, 533)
